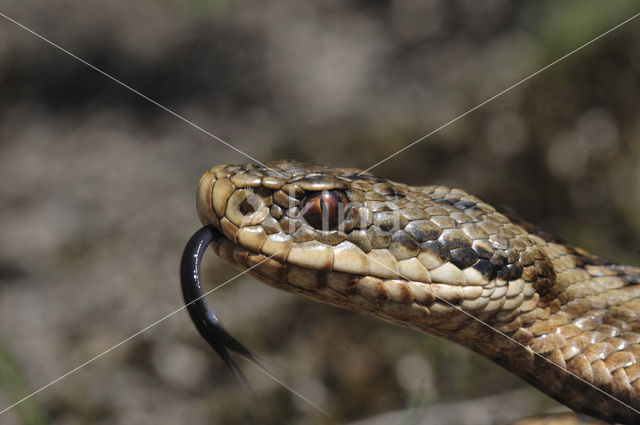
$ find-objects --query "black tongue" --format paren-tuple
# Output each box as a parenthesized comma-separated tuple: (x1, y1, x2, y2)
(179, 225, 269, 389)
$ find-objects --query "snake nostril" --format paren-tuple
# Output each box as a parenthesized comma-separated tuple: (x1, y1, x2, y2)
(239, 193, 265, 216)
(226, 189, 269, 226)
(240, 198, 257, 215)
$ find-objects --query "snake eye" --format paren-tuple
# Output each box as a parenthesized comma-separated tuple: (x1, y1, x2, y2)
(302, 190, 348, 230)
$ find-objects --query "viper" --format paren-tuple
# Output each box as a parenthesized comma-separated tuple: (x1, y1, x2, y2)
(181, 160, 640, 424)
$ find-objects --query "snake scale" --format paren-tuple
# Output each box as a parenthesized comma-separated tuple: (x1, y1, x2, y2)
(193, 160, 640, 424)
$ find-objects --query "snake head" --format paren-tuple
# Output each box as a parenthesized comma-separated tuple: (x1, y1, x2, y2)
(196, 160, 550, 338)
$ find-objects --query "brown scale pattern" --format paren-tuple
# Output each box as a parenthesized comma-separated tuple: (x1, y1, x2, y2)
(195, 160, 640, 424)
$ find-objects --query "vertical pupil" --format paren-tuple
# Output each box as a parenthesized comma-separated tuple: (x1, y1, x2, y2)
(302, 190, 346, 230)
(320, 199, 328, 230)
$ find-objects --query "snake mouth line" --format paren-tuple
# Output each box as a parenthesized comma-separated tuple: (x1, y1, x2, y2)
(207, 230, 535, 331)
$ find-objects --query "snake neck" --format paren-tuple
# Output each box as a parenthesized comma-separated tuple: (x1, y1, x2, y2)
(455, 241, 640, 425)
(198, 160, 640, 424)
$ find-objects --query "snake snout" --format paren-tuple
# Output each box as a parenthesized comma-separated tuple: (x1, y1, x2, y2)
(196, 169, 218, 228)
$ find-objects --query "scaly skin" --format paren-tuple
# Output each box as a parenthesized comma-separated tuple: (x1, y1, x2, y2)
(195, 160, 640, 424)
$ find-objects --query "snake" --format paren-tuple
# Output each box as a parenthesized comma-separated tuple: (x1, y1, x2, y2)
(181, 159, 640, 424)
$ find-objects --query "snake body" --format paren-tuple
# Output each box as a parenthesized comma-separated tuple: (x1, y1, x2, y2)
(194, 160, 640, 424)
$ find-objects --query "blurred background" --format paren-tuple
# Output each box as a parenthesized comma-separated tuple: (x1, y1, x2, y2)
(1, 1, 639, 424)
